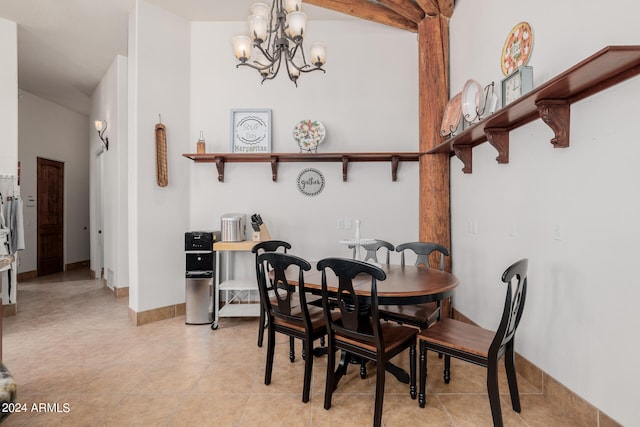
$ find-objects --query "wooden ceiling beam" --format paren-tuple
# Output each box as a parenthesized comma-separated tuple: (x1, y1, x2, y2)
(437, 0, 454, 18)
(376, 0, 425, 24)
(414, 0, 454, 18)
(303, 0, 418, 32)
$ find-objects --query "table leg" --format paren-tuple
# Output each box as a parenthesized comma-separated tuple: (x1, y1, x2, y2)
(385, 361, 410, 384)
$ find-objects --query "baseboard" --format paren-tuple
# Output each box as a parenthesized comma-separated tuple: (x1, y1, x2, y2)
(451, 308, 621, 426)
(17, 261, 89, 282)
(65, 260, 89, 271)
(16, 270, 37, 282)
(128, 303, 186, 326)
(114, 286, 129, 298)
(1, 303, 16, 317)
(102, 280, 129, 298)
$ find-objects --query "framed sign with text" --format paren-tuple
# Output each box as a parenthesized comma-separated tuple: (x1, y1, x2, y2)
(230, 109, 271, 153)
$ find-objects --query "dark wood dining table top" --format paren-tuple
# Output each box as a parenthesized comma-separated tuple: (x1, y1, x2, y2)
(298, 263, 459, 306)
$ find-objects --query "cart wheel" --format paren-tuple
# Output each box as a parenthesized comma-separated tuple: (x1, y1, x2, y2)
(211, 322, 218, 330)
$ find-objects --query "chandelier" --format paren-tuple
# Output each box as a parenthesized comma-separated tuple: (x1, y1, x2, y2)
(231, 0, 327, 86)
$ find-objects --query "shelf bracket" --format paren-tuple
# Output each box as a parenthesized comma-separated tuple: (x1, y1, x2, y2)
(215, 158, 225, 182)
(391, 156, 400, 181)
(341, 156, 349, 181)
(453, 146, 473, 174)
(536, 99, 571, 148)
(270, 156, 279, 182)
(484, 128, 510, 164)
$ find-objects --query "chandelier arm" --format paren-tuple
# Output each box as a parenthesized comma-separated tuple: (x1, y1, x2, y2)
(236, 62, 265, 73)
(253, 42, 278, 64)
(271, 53, 284, 79)
(297, 66, 326, 74)
(261, 55, 284, 84)
(285, 40, 301, 62)
(236, 60, 276, 73)
(265, 0, 278, 48)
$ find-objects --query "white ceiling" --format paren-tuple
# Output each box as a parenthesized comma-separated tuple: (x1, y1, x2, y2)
(0, 0, 353, 115)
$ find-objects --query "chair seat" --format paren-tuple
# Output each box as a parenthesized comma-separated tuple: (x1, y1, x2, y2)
(417, 318, 494, 358)
(336, 321, 418, 353)
(273, 305, 333, 335)
(379, 302, 439, 327)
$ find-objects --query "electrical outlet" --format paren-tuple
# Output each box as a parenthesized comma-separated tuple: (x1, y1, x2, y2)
(553, 224, 563, 241)
(344, 218, 352, 230)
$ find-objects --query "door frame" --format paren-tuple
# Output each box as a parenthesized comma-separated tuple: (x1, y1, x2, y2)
(95, 147, 105, 279)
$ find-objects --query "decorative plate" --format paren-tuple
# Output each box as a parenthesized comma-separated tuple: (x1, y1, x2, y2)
(440, 92, 462, 137)
(293, 120, 326, 152)
(461, 79, 484, 123)
(501, 22, 533, 76)
(296, 168, 325, 196)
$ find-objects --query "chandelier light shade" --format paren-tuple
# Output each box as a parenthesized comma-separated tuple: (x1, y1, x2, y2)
(231, 1, 327, 86)
(232, 35, 252, 62)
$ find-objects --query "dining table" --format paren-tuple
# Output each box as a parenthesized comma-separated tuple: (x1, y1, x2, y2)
(287, 261, 460, 384)
(302, 262, 459, 305)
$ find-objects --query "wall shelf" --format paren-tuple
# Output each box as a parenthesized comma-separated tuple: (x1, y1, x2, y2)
(429, 45, 640, 173)
(183, 152, 421, 182)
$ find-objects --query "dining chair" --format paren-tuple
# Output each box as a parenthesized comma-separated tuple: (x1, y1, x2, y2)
(348, 239, 395, 264)
(256, 251, 331, 403)
(346, 239, 396, 379)
(317, 257, 417, 427)
(378, 242, 450, 330)
(251, 240, 291, 349)
(417, 258, 528, 427)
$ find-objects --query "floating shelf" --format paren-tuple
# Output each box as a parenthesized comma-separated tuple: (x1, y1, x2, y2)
(429, 45, 640, 173)
(183, 152, 422, 182)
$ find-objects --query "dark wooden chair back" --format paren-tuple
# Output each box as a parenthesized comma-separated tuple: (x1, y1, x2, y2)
(252, 240, 292, 347)
(252, 240, 292, 291)
(490, 258, 528, 359)
(317, 258, 386, 347)
(349, 239, 395, 264)
(252, 240, 291, 255)
(257, 252, 312, 329)
(396, 242, 449, 270)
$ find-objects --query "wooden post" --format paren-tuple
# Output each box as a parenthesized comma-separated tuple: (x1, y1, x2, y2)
(418, 14, 451, 270)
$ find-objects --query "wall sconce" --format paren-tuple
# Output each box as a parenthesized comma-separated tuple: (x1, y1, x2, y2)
(94, 120, 109, 151)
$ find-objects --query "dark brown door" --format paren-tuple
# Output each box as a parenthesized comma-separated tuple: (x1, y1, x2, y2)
(37, 157, 64, 276)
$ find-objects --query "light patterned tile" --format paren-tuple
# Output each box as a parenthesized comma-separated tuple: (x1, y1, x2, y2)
(2, 269, 602, 426)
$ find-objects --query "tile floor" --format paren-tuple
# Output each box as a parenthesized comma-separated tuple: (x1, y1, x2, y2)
(1, 269, 584, 426)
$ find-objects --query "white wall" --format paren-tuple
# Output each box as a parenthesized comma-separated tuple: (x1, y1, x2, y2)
(189, 20, 419, 279)
(449, 0, 640, 424)
(0, 18, 17, 173)
(17, 92, 91, 273)
(90, 55, 129, 289)
(128, 0, 190, 312)
(0, 17, 18, 304)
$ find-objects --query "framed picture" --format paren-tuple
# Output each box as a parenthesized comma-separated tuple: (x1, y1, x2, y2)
(230, 109, 271, 153)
